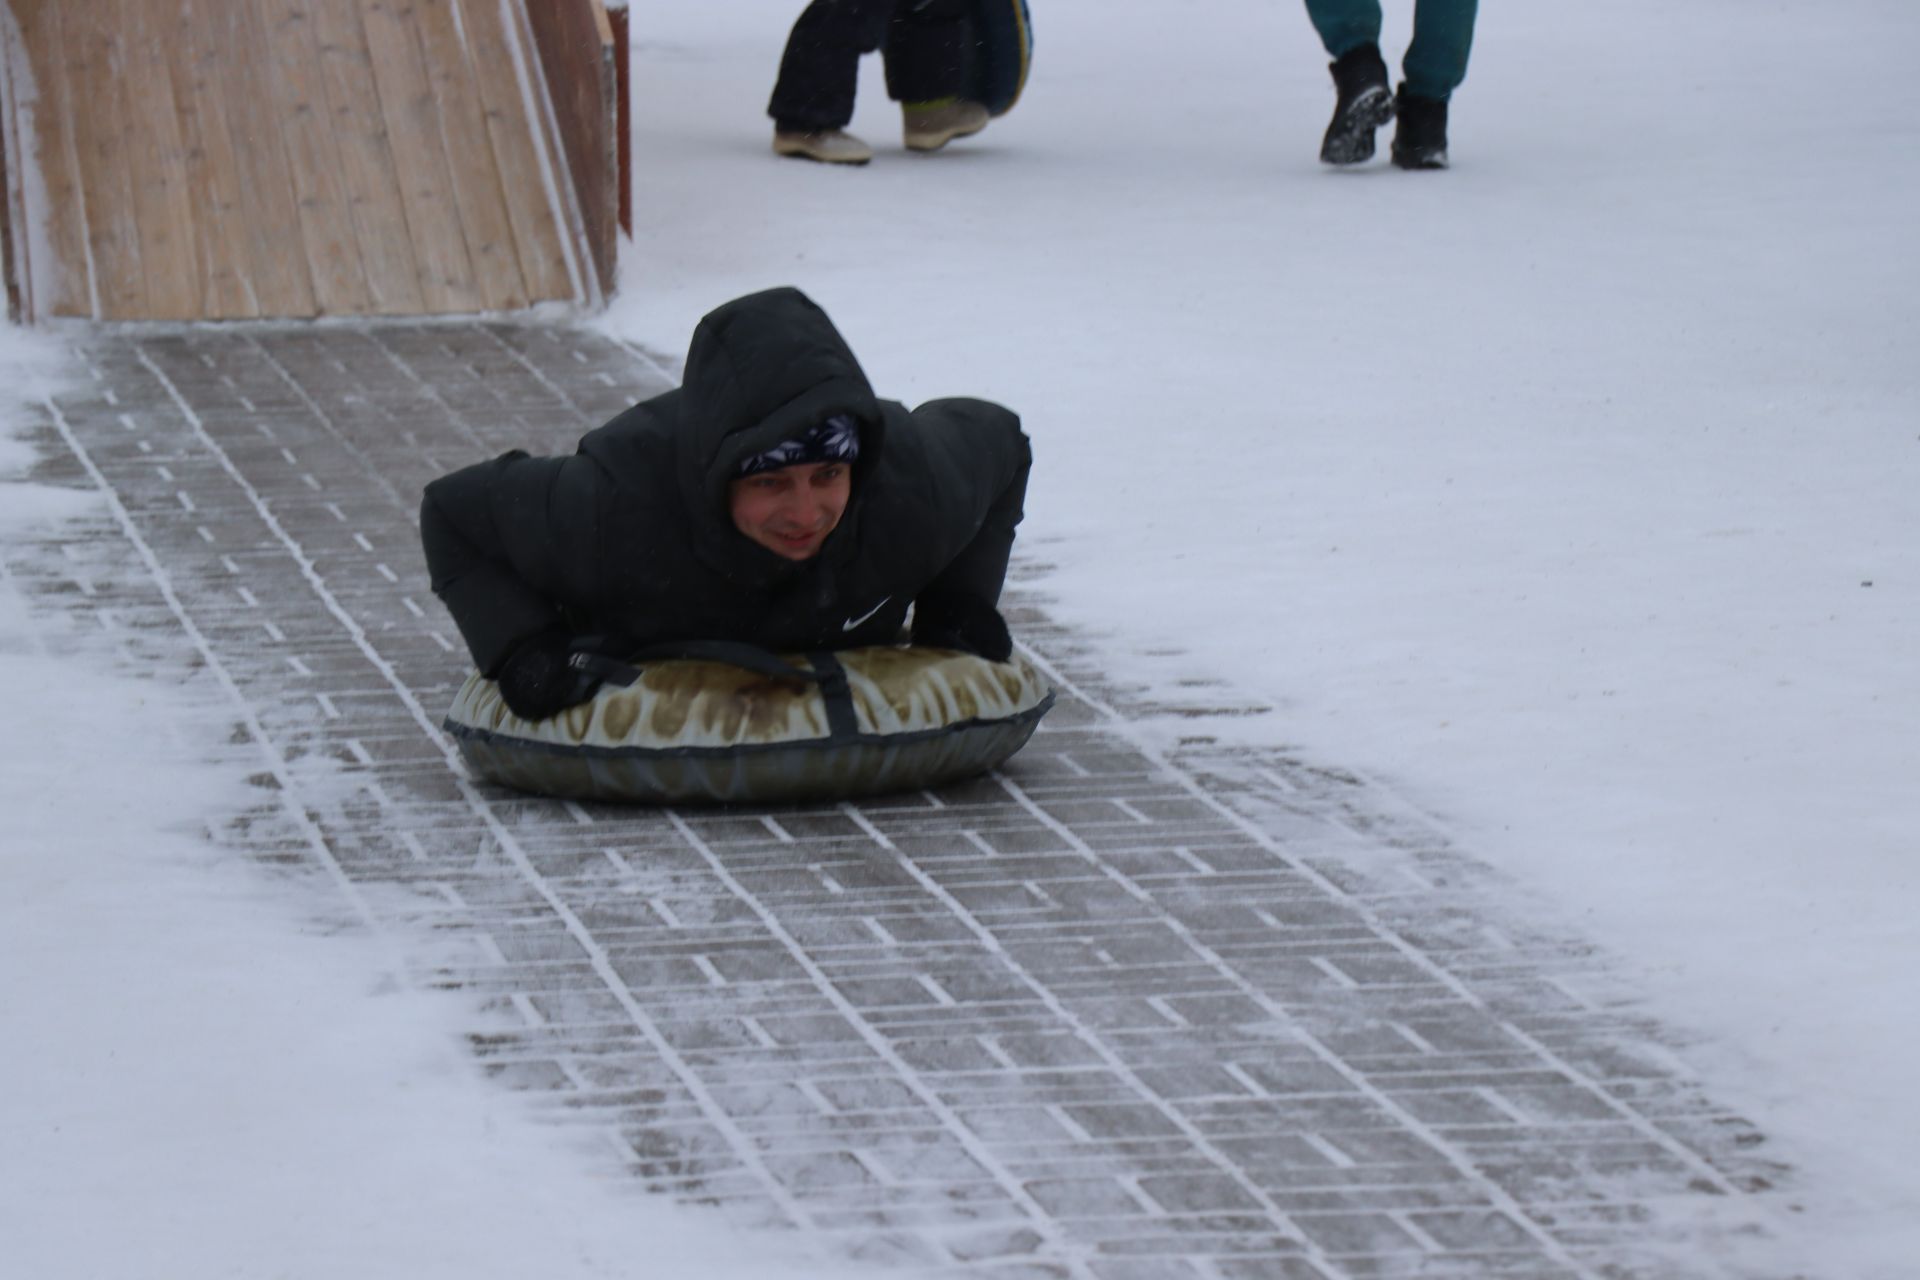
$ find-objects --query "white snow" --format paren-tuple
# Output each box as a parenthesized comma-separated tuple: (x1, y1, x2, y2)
(2, 0, 1915, 1275)
(0, 336, 818, 1279)
(595, 0, 1920, 1274)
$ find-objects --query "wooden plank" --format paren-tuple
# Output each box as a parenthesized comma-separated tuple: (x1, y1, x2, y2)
(117, 0, 202, 320)
(306, 0, 423, 314)
(10, 0, 93, 317)
(165, 0, 259, 317)
(6, 0, 593, 321)
(357, 0, 480, 312)
(413, 0, 524, 309)
(454, 0, 575, 304)
(0, 49, 14, 321)
(260, 0, 373, 315)
(0, 2, 32, 318)
(200, 0, 315, 315)
(589, 0, 619, 287)
(60, 1, 145, 318)
(0, 55, 12, 322)
(13, 0, 91, 316)
(523, 0, 615, 300)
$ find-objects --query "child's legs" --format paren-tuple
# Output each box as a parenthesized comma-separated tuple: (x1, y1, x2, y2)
(1303, 0, 1385, 60)
(881, 0, 973, 104)
(768, 0, 896, 128)
(1402, 0, 1478, 99)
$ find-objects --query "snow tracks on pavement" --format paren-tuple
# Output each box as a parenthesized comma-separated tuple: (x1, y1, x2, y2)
(10, 325, 1799, 1280)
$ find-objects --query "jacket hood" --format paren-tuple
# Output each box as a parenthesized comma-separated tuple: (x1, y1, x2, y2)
(674, 288, 886, 579)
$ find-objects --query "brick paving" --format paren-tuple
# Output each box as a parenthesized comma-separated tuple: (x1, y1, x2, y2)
(7, 322, 1799, 1279)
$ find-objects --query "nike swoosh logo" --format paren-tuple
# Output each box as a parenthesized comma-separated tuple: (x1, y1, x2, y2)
(841, 597, 891, 632)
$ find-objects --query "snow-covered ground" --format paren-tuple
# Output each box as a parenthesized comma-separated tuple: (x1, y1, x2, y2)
(0, 335, 811, 1277)
(596, 0, 1919, 1273)
(2, 0, 1914, 1275)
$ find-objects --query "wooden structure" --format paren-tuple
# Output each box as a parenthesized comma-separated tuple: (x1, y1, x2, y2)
(0, 0, 626, 323)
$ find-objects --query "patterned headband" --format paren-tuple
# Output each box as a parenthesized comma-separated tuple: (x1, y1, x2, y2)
(734, 414, 862, 477)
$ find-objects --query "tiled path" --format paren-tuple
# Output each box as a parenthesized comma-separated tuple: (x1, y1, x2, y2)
(10, 323, 1796, 1279)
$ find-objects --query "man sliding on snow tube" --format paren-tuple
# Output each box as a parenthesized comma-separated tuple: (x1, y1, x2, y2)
(419, 286, 1030, 722)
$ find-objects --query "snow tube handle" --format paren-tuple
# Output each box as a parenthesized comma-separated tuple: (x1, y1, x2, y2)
(568, 640, 826, 688)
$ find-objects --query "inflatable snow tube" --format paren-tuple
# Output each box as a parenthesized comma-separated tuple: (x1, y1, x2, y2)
(443, 644, 1055, 805)
(970, 0, 1033, 117)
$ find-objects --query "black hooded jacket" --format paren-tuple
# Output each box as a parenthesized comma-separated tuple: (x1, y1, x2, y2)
(419, 288, 1030, 675)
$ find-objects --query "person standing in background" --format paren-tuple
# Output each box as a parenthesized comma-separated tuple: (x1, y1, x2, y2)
(1307, 0, 1478, 169)
(768, 0, 993, 164)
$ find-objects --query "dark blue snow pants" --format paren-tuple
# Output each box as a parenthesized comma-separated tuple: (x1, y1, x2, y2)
(768, 0, 974, 130)
(1305, 0, 1479, 100)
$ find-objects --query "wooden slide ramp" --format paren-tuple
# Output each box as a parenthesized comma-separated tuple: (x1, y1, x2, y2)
(0, 0, 596, 321)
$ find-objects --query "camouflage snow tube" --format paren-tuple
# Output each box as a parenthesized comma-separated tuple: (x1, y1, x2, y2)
(443, 645, 1055, 805)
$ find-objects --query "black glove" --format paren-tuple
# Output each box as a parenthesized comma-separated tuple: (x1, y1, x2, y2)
(495, 630, 603, 720)
(910, 594, 1013, 662)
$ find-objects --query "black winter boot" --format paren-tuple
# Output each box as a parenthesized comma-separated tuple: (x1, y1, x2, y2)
(1320, 45, 1394, 165)
(1390, 85, 1449, 170)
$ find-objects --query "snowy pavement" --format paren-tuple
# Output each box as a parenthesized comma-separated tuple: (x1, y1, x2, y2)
(5, 323, 1807, 1279)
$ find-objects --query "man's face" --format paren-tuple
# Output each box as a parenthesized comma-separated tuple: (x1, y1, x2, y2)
(727, 462, 853, 561)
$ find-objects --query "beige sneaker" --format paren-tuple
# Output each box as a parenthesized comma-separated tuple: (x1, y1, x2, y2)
(772, 127, 873, 165)
(902, 99, 990, 152)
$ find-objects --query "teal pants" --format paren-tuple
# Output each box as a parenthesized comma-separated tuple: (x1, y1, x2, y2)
(1305, 0, 1479, 100)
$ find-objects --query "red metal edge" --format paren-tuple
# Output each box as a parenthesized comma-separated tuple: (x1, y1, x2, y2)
(609, 4, 631, 238)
